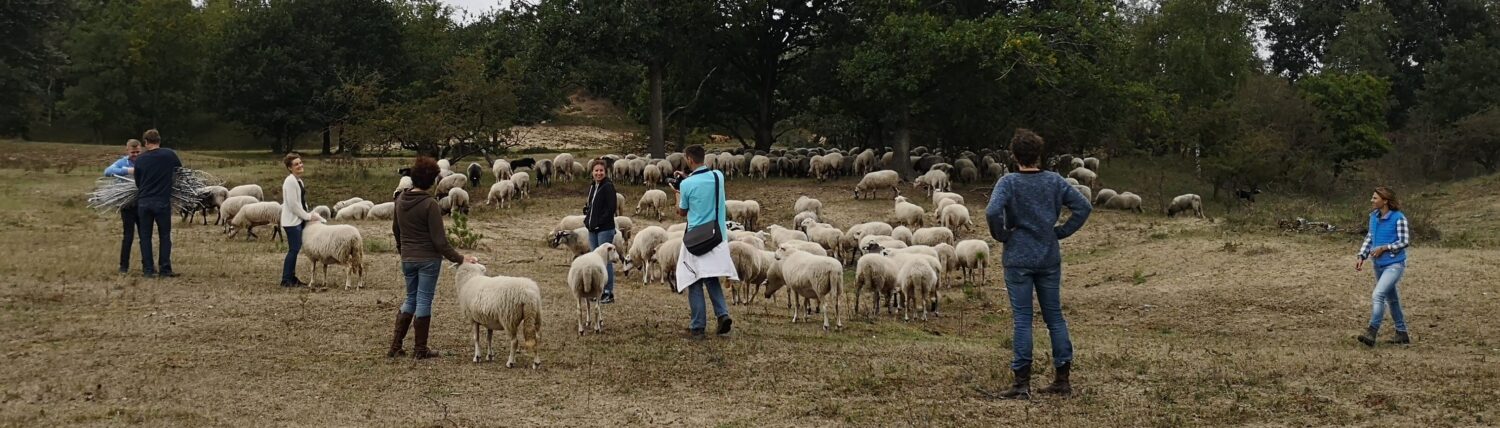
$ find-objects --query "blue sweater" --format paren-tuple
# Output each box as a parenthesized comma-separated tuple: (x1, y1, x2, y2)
(133, 148, 181, 204)
(985, 171, 1093, 269)
(103, 156, 134, 177)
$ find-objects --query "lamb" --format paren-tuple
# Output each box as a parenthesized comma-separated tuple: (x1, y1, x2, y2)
(729, 241, 777, 304)
(312, 205, 332, 221)
(615, 192, 625, 216)
(229, 201, 283, 241)
(890, 252, 941, 321)
(510, 172, 531, 200)
(892, 226, 914, 245)
(335, 201, 372, 221)
(892, 196, 925, 228)
(467, 162, 483, 188)
(1094, 188, 1119, 206)
(227, 184, 264, 200)
(1083, 157, 1100, 171)
(1071, 185, 1093, 205)
(334, 197, 367, 212)
(436, 173, 468, 197)
(938, 204, 974, 232)
(548, 228, 593, 256)
(955, 239, 990, 284)
(492, 159, 512, 181)
(1102, 191, 1144, 213)
(854, 170, 902, 199)
(621, 226, 668, 284)
(725, 200, 761, 231)
(854, 253, 900, 317)
(1067, 167, 1097, 188)
(219, 195, 259, 234)
(750, 155, 771, 179)
(765, 249, 844, 331)
(554, 153, 576, 181)
(367, 202, 395, 220)
(452, 262, 542, 368)
(438, 187, 470, 215)
(300, 220, 365, 289)
(794, 195, 822, 216)
(635, 189, 671, 221)
(643, 164, 662, 188)
(566, 243, 618, 335)
(487, 180, 519, 208)
(1167, 193, 1205, 218)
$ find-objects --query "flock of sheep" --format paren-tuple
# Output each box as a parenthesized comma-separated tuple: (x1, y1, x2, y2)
(166, 143, 1212, 368)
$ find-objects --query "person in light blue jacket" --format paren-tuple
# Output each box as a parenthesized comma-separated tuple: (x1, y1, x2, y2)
(1355, 186, 1411, 346)
(104, 139, 142, 273)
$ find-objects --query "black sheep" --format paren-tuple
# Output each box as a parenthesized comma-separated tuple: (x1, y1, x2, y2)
(509, 157, 537, 171)
(466, 162, 483, 189)
(1235, 186, 1263, 203)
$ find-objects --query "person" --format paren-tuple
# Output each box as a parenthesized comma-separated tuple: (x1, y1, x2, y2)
(985, 129, 1092, 400)
(133, 129, 182, 278)
(388, 156, 478, 359)
(672, 145, 735, 341)
(279, 152, 322, 288)
(1355, 187, 1411, 347)
(105, 139, 143, 273)
(583, 159, 619, 304)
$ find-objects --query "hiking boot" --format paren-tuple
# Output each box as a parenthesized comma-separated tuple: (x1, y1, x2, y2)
(600, 295, 615, 304)
(1357, 326, 1379, 347)
(412, 316, 441, 359)
(280, 280, 306, 288)
(388, 311, 414, 358)
(158, 272, 180, 278)
(716, 315, 733, 336)
(684, 328, 707, 341)
(1038, 362, 1073, 396)
(1387, 330, 1411, 345)
(999, 366, 1032, 400)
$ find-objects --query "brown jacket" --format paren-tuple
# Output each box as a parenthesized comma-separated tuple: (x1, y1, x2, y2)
(393, 189, 463, 263)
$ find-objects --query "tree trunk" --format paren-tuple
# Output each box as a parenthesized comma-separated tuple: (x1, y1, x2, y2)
(675, 114, 688, 152)
(753, 81, 775, 151)
(893, 106, 914, 179)
(321, 127, 332, 156)
(648, 58, 666, 158)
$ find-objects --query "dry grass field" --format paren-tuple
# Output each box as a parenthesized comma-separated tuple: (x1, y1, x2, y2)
(2, 140, 1498, 427)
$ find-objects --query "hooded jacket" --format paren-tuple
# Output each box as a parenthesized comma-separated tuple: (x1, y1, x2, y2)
(392, 189, 463, 263)
(584, 178, 617, 232)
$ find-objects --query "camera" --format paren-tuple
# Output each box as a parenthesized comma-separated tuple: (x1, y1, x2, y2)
(666, 177, 680, 190)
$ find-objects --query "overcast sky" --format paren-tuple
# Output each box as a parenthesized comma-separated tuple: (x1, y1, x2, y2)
(438, 0, 505, 22)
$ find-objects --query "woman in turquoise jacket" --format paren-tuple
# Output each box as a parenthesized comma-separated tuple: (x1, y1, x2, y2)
(1355, 187, 1411, 346)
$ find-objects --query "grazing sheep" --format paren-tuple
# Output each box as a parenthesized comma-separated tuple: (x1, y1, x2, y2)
(934, 242, 958, 285)
(667, 223, 687, 233)
(611, 159, 632, 182)
(859, 236, 907, 257)
(914, 169, 950, 196)
(912, 227, 955, 247)
(750, 155, 771, 179)
(854, 253, 900, 316)
(300, 220, 365, 289)
(1064, 177, 1080, 186)
(776, 240, 830, 258)
(730, 230, 768, 249)
(725, 200, 761, 231)
(438, 188, 470, 215)
(567, 243, 618, 335)
(1067, 167, 1097, 188)
(892, 196, 926, 228)
(765, 224, 808, 248)
(892, 226, 914, 245)
(822, 152, 845, 179)
(1071, 185, 1093, 205)
(220, 195, 259, 234)
(492, 159, 512, 181)
(229, 201, 283, 241)
(334, 197, 367, 212)
(335, 202, 372, 221)
(554, 215, 585, 233)
(487, 180, 519, 208)
(854, 170, 902, 199)
(766, 250, 844, 331)
(853, 149, 876, 175)
(614, 216, 635, 243)
(467, 162, 483, 188)
(510, 172, 531, 199)
(367, 202, 395, 220)
(184, 185, 229, 225)
(452, 262, 542, 368)
(729, 241, 777, 304)
(792, 211, 820, 232)
(311, 205, 332, 221)
(653, 238, 683, 285)
(573, 161, 587, 180)
(436, 173, 468, 197)
(1070, 157, 1085, 170)
(843, 222, 894, 260)
(794, 195, 823, 216)
(643, 164, 662, 188)
(536, 159, 554, 187)
(548, 228, 593, 256)
(1094, 188, 1119, 206)
(1167, 193, 1205, 218)
(227, 184, 264, 200)
(621, 226, 668, 284)
(554, 154, 576, 181)
(955, 239, 990, 284)
(1084, 157, 1100, 171)
(1103, 191, 1144, 213)
(938, 204, 974, 232)
(615, 193, 625, 217)
(891, 252, 941, 321)
(635, 189, 671, 221)
(931, 192, 964, 210)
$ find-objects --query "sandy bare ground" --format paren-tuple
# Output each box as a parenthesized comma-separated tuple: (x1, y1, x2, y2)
(2, 141, 1497, 426)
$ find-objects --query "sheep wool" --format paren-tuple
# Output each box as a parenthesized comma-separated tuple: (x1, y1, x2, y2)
(300, 220, 365, 289)
(567, 243, 618, 335)
(453, 263, 543, 368)
(767, 250, 844, 331)
(230, 201, 283, 241)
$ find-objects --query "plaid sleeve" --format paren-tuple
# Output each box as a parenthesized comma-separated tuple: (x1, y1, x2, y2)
(1386, 217, 1410, 252)
(1357, 225, 1373, 260)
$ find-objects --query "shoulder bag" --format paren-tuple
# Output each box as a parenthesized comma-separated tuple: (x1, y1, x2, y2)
(683, 169, 724, 256)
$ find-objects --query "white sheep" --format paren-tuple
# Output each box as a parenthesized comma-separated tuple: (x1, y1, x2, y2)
(794, 195, 823, 215)
(1094, 188, 1119, 207)
(892, 196, 926, 228)
(731, 230, 768, 250)
(776, 240, 830, 258)
(438, 159, 453, 177)
(1068, 167, 1097, 188)
(892, 225, 914, 245)
(860, 235, 908, 256)
(394, 176, 413, 198)
(643, 164, 662, 188)
(510, 172, 531, 199)
(567, 243, 618, 335)
(452, 262, 542, 368)
(220, 195, 259, 234)
(1167, 193, 1205, 218)
(1070, 157, 1085, 170)
(1064, 177, 1080, 186)
(800, 220, 845, 262)
(667, 223, 687, 233)
(227, 184, 264, 200)
(492, 159, 512, 180)
(635, 189, 671, 221)
(955, 239, 990, 284)
(186, 185, 229, 225)
(1072, 185, 1093, 205)
(548, 228, 593, 256)
(487, 180, 519, 208)
(913, 227, 955, 247)
(765, 224, 808, 248)
(555, 215, 585, 233)
(914, 170, 950, 196)
(1103, 191, 1144, 213)
(311, 205, 332, 221)
(621, 226, 668, 284)
(615, 192, 625, 217)
(938, 204, 974, 232)
(891, 252, 940, 321)
(854, 253, 900, 317)
(367, 202, 395, 220)
(809, 155, 835, 182)
(438, 187, 470, 215)
(614, 216, 635, 243)
(729, 241, 777, 304)
(854, 170, 902, 199)
(335, 202, 371, 221)
(766, 249, 844, 331)
(653, 238, 683, 286)
(750, 155, 771, 179)
(931, 192, 964, 211)
(436, 173, 468, 197)
(933, 242, 958, 286)
(554, 153, 576, 181)
(300, 220, 365, 289)
(229, 201, 282, 241)
(792, 211, 821, 233)
(1084, 157, 1100, 171)
(725, 200, 761, 231)
(854, 149, 876, 175)
(843, 221, 893, 260)
(333, 197, 366, 212)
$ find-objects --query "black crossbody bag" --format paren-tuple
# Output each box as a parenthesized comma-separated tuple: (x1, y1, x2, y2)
(683, 169, 724, 256)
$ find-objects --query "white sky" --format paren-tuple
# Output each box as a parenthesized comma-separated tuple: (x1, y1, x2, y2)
(438, 0, 507, 23)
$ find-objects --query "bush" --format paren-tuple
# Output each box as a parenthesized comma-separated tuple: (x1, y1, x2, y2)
(446, 211, 484, 250)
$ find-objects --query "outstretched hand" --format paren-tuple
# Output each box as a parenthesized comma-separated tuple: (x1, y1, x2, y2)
(1355, 259, 1364, 272)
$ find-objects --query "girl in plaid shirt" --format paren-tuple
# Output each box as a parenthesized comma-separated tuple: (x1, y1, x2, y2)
(1355, 187, 1411, 346)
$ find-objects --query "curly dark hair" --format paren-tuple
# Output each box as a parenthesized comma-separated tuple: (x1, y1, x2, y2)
(1009, 128, 1045, 168)
(410, 157, 440, 190)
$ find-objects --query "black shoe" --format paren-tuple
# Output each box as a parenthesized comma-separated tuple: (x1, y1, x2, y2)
(118, 267, 129, 274)
(1357, 326, 1379, 347)
(685, 328, 707, 341)
(999, 366, 1032, 400)
(280, 281, 305, 288)
(716, 315, 733, 336)
(600, 295, 615, 304)
(1387, 330, 1411, 345)
(158, 272, 180, 278)
(143, 272, 157, 279)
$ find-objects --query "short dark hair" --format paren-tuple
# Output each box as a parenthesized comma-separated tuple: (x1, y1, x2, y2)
(684, 145, 706, 164)
(589, 158, 608, 172)
(283, 152, 302, 169)
(142, 129, 161, 144)
(411, 157, 440, 190)
(1009, 128, 1044, 168)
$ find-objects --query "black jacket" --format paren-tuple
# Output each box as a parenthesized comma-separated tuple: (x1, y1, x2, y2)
(584, 179, 617, 232)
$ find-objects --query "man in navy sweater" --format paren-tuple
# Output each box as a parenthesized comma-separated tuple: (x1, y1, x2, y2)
(134, 129, 182, 278)
(985, 128, 1092, 399)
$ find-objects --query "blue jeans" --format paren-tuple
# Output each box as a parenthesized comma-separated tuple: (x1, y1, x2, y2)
(281, 224, 304, 284)
(137, 201, 173, 274)
(588, 229, 617, 298)
(687, 277, 729, 331)
(119, 206, 138, 270)
(1004, 266, 1072, 370)
(1370, 263, 1408, 332)
(401, 260, 442, 317)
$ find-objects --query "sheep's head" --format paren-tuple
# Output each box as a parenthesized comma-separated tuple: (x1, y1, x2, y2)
(548, 230, 573, 248)
(596, 243, 619, 263)
(727, 221, 745, 232)
(865, 242, 886, 255)
(894, 196, 908, 204)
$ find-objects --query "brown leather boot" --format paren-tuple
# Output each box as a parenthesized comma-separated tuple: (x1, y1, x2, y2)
(387, 311, 414, 358)
(412, 316, 441, 359)
(1038, 362, 1072, 396)
(999, 365, 1031, 400)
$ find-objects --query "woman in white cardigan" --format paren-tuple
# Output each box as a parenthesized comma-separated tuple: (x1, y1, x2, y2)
(279, 152, 321, 287)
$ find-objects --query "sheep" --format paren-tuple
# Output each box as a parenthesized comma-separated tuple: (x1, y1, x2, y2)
(938, 204, 974, 232)
(300, 220, 365, 289)
(1103, 192, 1144, 213)
(567, 243, 618, 335)
(794, 195, 823, 216)
(487, 180, 519, 208)
(750, 155, 771, 179)
(986, 162, 1006, 178)
(554, 153, 576, 181)
(860, 235, 907, 255)
(729, 241, 777, 304)
(765, 224, 808, 248)
(1071, 185, 1093, 205)
(913, 227, 955, 247)
(892, 226, 914, 245)
(219, 195, 259, 234)
(467, 162, 483, 188)
(955, 239, 990, 285)
(890, 252, 941, 321)
(1167, 193, 1205, 218)
(931, 192, 964, 211)
(633, 189, 670, 221)
(854, 253, 900, 317)
(227, 184, 264, 200)
(730, 230, 768, 249)
(229, 201, 283, 241)
(854, 149, 877, 175)
(394, 176, 414, 198)
(1070, 157, 1085, 170)
(611, 159, 632, 182)
(438, 159, 453, 177)
(765, 249, 844, 331)
(1067, 167, 1097, 188)
(643, 164, 662, 188)
(843, 222, 894, 261)
(436, 173, 468, 197)
(438, 188, 470, 215)
(573, 161, 586, 180)
(854, 170, 902, 199)
(1064, 177, 1080, 186)
(913, 170, 950, 196)
(653, 238, 683, 285)
(334, 197, 367, 212)
(667, 223, 687, 233)
(335, 202, 372, 221)
(1083, 157, 1100, 171)
(367, 202, 395, 220)
(183, 185, 229, 225)
(800, 220, 845, 262)
(510, 172, 531, 200)
(809, 155, 837, 182)
(934, 242, 960, 284)
(615, 192, 625, 216)
(311, 205, 332, 221)
(725, 200, 761, 231)
(621, 226, 668, 284)
(776, 240, 829, 258)
(536, 159, 554, 187)
(792, 211, 821, 232)
(554, 215, 585, 233)
(492, 159, 512, 180)
(1094, 188, 1119, 206)
(614, 216, 635, 243)
(821, 152, 845, 179)
(892, 196, 925, 228)
(548, 228, 593, 256)
(452, 262, 542, 368)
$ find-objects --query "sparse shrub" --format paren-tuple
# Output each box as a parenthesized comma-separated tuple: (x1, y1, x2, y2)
(447, 211, 483, 249)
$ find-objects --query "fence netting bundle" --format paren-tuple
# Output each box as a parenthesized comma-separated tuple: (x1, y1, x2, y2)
(87, 168, 223, 212)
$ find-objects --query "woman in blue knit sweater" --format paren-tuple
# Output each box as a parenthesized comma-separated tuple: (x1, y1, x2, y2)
(1356, 186, 1411, 346)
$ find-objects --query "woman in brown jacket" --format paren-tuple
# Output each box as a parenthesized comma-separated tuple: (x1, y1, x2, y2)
(387, 157, 477, 359)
